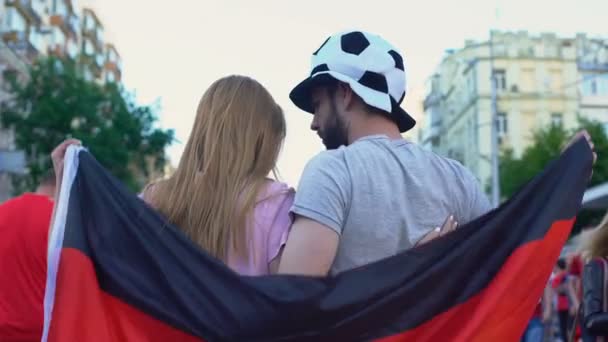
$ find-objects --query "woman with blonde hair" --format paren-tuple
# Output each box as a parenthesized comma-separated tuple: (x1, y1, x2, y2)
(51, 75, 294, 276)
(580, 213, 608, 263)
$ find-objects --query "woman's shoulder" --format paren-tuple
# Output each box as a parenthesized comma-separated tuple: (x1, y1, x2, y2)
(254, 179, 295, 221)
(262, 179, 295, 197)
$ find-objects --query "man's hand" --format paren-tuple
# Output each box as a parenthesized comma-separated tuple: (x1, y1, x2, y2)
(48, 139, 81, 236)
(563, 130, 597, 165)
(414, 215, 458, 247)
(51, 138, 82, 187)
(542, 309, 551, 324)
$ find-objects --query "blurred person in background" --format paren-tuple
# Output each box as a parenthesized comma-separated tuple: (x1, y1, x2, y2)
(552, 258, 580, 341)
(0, 170, 55, 341)
(568, 253, 584, 341)
(521, 282, 553, 342)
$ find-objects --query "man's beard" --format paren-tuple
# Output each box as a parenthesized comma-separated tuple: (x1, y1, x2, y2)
(321, 101, 349, 150)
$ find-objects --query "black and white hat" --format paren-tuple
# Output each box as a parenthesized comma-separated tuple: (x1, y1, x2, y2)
(290, 30, 416, 133)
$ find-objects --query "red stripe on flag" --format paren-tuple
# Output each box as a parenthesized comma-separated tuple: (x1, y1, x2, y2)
(48, 219, 574, 341)
(48, 248, 203, 342)
(375, 219, 574, 342)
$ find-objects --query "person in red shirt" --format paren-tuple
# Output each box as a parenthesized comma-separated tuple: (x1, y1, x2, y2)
(568, 253, 584, 340)
(569, 253, 584, 301)
(0, 171, 55, 342)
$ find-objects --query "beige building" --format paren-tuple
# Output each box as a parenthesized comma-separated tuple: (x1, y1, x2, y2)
(422, 31, 608, 192)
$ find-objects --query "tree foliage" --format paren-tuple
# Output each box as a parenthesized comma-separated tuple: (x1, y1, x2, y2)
(499, 118, 608, 233)
(0, 57, 174, 193)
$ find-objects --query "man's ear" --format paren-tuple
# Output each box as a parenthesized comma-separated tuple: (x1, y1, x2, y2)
(339, 83, 356, 111)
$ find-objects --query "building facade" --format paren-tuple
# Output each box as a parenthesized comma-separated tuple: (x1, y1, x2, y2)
(422, 31, 608, 192)
(0, 1, 123, 201)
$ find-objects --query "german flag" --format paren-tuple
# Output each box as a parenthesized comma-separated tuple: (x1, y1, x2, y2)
(43, 138, 593, 342)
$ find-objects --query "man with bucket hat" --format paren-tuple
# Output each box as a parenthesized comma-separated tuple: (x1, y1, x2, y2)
(277, 30, 492, 276)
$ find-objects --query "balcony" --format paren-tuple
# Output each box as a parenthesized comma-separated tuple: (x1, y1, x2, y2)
(1, 30, 21, 44)
(50, 12, 78, 39)
(104, 45, 121, 73)
(104, 59, 121, 73)
(81, 51, 104, 79)
(82, 10, 104, 50)
(50, 14, 67, 32)
(2, 30, 41, 61)
(82, 29, 104, 51)
(5, 0, 43, 25)
(48, 29, 66, 57)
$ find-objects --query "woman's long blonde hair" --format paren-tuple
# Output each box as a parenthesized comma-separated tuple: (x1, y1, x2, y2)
(149, 75, 286, 261)
(578, 211, 608, 262)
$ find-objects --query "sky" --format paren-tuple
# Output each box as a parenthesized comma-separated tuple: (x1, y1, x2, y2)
(78, 0, 606, 187)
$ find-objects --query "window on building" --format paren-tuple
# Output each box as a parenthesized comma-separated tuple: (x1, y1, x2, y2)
(599, 74, 608, 95)
(493, 43, 507, 57)
(529, 46, 536, 56)
(69, 14, 79, 33)
(551, 113, 563, 127)
(53, 0, 68, 16)
(6, 7, 27, 32)
(497, 112, 508, 136)
(521, 68, 535, 92)
(107, 48, 118, 63)
(96, 27, 104, 44)
(493, 69, 506, 91)
(543, 45, 559, 58)
(32, 0, 47, 16)
(84, 39, 95, 55)
(85, 13, 96, 31)
(95, 54, 104, 68)
(51, 26, 66, 48)
(106, 71, 116, 83)
(29, 29, 46, 53)
(588, 78, 600, 95)
(550, 69, 563, 91)
(581, 73, 599, 96)
(66, 38, 78, 58)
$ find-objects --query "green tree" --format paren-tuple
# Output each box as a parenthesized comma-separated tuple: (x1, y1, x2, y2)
(499, 118, 608, 233)
(0, 57, 174, 193)
(499, 124, 569, 198)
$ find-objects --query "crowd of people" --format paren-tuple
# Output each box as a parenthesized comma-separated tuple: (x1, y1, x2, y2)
(520, 216, 608, 342)
(0, 30, 605, 341)
(522, 254, 583, 341)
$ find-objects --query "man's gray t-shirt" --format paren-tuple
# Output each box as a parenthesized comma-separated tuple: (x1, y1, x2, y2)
(291, 135, 492, 275)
